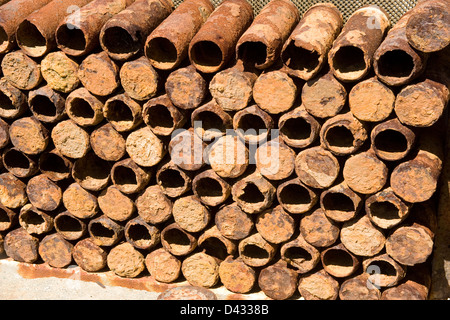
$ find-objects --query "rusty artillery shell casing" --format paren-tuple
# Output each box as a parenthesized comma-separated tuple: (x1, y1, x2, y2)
(161, 223, 197, 256)
(349, 76, 395, 122)
(0, 118, 8, 148)
(362, 253, 407, 288)
(233, 105, 274, 144)
(98, 186, 135, 222)
(0, 0, 53, 54)
(278, 105, 320, 149)
(111, 158, 151, 194)
(281, 3, 343, 80)
(258, 260, 298, 300)
(135, 184, 172, 224)
(125, 217, 160, 250)
(0, 203, 17, 231)
(19, 203, 54, 235)
(41, 51, 80, 93)
(88, 215, 124, 247)
(280, 234, 320, 273)
(198, 225, 237, 260)
(51, 119, 90, 159)
(255, 140, 295, 181)
(2, 147, 38, 178)
(119, 56, 159, 101)
(54, 211, 86, 241)
(188, 0, 253, 73)
(373, 10, 428, 87)
(16, 0, 92, 58)
(66, 87, 104, 127)
(215, 202, 254, 241)
(1, 50, 42, 90)
(320, 182, 362, 223)
(3, 227, 39, 263)
(238, 232, 277, 267)
(145, 0, 215, 70)
(126, 126, 166, 167)
(72, 152, 111, 191)
(172, 195, 210, 233)
(236, 0, 299, 70)
(301, 71, 347, 118)
(100, 0, 174, 61)
(142, 94, 186, 136)
(219, 256, 256, 294)
(255, 205, 295, 244)
(28, 85, 66, 123)
(294, 146, 340, 189)
(158, 286, 217, 300)
(39, 233, 73, 268)
(277, 177, 317, 214)
(298, 269, 339, 300)
(165, 64, 207, 110)
(192, 169, 231, 207)
(145, 248, 181, 283)
(0, 77, 27, 119)
(406, 0, 450, 53)
(72, 238, 107, 272)
(156, 160, 192, 198)
(107, 242, 145, 278)
(339, 273, 381, 300)
(56, 0, 135, 57)
(191, 100, 233, 142)
(394, 79, 449, 127)
(299, 208, 339, 248)
(169, 128, 206, 172)
(90, 123, 126, 162)
(26, 174, 62, 211)
(9, 116, 49, 155)
(320, 112, 368, 156)
(182, 252, 220, 288)
(320, 243, 360, 278)
(0, 172, 27, 209)
(78, 51, 120, 97)
(62, 182, 98, 219)
(328, 5, 390, 82)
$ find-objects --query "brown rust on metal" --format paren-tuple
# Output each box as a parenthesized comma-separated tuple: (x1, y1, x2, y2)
(72, 238, 107, 272)
(215, 202, 254, 241)
(39, 233, 73, 268)
(198, 225, 236, 260)
(135, 184, 172, 224)
(0, 203, 16, 231)
(125, 216, 160, 250)
(19, 203, 54, 235)
(0, 172, 28, 209)
(98, 185, 135, 222)
(2, 147, 38, 178)
(72, 152, 111, 191)
(172, 195, 210, 233)
(126, 126, 166, 167)
(145, 248, 181, 283)
(0, 77, 27, 119)
(255, 140, 295, 181)
(28, 85, 66, 123)
(339, 273, 381, 300)
(281, 3, 343, 80)
(1, 51, 42, 90)
(51, 119, 91, 159)
(192, 169, 231, 207)
(41, 51, 80, 93)
(238, 232, 277, 267)
(258, 260, 298, 300)
(300, 208, 339, 248)
(160, 222, 197, 256)
(66, 87, 104, 127)
(54, 211, 87, 241)
(62, 182, 99, 219)
(26, 173, 62, 211)
(0, 118, 8, 149)
(182, 252, 220, 287)
(191, 100, 233, 141)
(207, 134, 249, 178)
(233, 104, 274, 144)
(111, 158, 151, 194)
(320, 243, 360, 278)
(3, 227, 39, 263)
(107, 242, 145, 278)
(255, 205, 295, 244)
(169, 128, 206, 172)
(320, 181, 362, 223)
(143, 94, 186, 136)
(277, 177, 317, 214)
(278, 105, 320, 148)
(120, 56, 159, 101)
(90, 122, 126, 162)
(156, 160, 192, 198)
(362, 253, 407, 288)
(298, 269, 339, 300)
(280, 234, 320, 273)
(88, 215, 124, 247)
(219, 256, 256, 294)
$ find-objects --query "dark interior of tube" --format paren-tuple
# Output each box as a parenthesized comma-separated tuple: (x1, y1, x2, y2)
(39, 153, 70, 176)
(56, 24, 87, 53)
(332, 46, 366, 75)
(282, 43, 320, 73)
(68, 98, 95, 120)
(200, 237, 228, 260)
(145, 104, 174, 130)
(0, 26, 8, 51)
(113, 166, 138, 187)
(163, 228, 192, 251)
(146, 37, 178, 65)
(195, 177, 224, 199)
(194, 111, 227, 133)
(238, 114, 267, 138)
(90, 222, 115, 239)
(280, 117, 312, 141)
(242, 244, 269, 260)
(105, 100, 134, 125)
(374, 130, 408, 154)
(322, 249, 354, 270)
(0, 91, 14, 111)
(322, 192, 355, 212)
(283, 246, 312, 263)
(158, 168, 186, 189)
(29, 95, 57, 117)
(16, 20, 47, 56)
(21, 210, 45, 228)
(369, 201, 400, 221)
(127, 223, 153, 247)
(102, 26, 139, 55)
(377, 49, 414, 79)
(3, 149, 31, 171)
(0, 207, 12, 229)
(237, 41, 267, 67)
(325, 125, 355, 148)
(56, 215, 83, 234)
(239, 183, 265, 204)
(190, 41, 223, 69)
(279, 183, 311, 206)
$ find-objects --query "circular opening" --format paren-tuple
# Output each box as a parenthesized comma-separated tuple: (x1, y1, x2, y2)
(4, 149, 31, 171)
(163, 228, 191, 253)
(158, 168, 186, 189)
(366, 260, 398, 286)
(68, 97, 95, 120)
(56, 24, 87, 53)
(282, 43, 320, 74)
(21, 210, 45, 228)
(237, 114, 267, 139)
(40, 153, 70, 177)
(105, 100, 134, 127)
(195, 177, 224, 200)
(0, 91, 15, 111)
(90, 222, 115, 240)
(279, 183, 311, 206)
(29, 95, 57, 118)
(238, 183, 265, 204)
(374, 130, 408, 154)
(323, 249, 354, 275)
(16, 20, 47, 56)
(194, 110, 227, 133)
(55, 215, 83, 234)
(332, 46, 366, 76)
(127, 224, 154, 247)
(145, 104, 174, 131)
(283, 246, 312, 263)
(322, 192, 355, 213)
(325, 125, 354, 149)
(242, 244, 269, 261)
(237, 41, 268, 67)
(200, 237, 228, 260)
(0, 26, 9, 51)
(0, 207, 12, 230)
(102, 26, 139, 55)
(146, 37, 178, 67)
(112, 166, 138, 188)
(377, 50, 414, 79)
(74, 156, 110, 184)
(190, 41, 223, 70)
(369, 201, 401, 222)
(280, 117, 312, 141)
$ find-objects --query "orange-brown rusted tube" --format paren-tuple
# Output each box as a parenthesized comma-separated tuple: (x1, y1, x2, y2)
(0, 77, 27, 119)
(192, 169, 231, 207)
(54, 211, 87, 241)
(161, 222, 197, 256)
(299, 208, 339, 248)
(2, 147, 38, 178)
(111, 158, 151, 194)
(28, 85, 66, 123)
(277, 177, 318, 214)
(125, 216, 161, 250)
(88, 215, 124, 247)
(66, 87, 104, 127)
(142, 94, 186, 136)
(278, 105, 320, 148)
(320, 243, 360, 278)
(258, 260, 298, 300)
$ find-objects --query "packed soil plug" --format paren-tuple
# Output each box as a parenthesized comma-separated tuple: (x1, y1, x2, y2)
(54, 211, 87, 241)
(365, 187, 410, 230)
(107, 242, 145, 278)
(0, 172, 28, 209)
(39, 233, 73, 268)
(78, 51, 120, 96)
(156, 160, 192, 198)
(320, 243, 360, 278)
(100, 0, 173, 61)
(320, 182, 362, 223)
(236, 0, 299, 70)
(294, 146, 340, 189)
(3, 227, 39, 263)
(88, 215, 124, 247)
(362, 253, 407, 288)
(1, 51, 42, 90)
(181, 252, 220, 288)
(126, 126, 166, 167)
(142, 94, 186, 136)
(191, 100, 233, 142)
(339, 273, 381, 300)
(119, 56, 159, 101)
(19, 203, 54, 235)
(281, 3, 343, 80)
(172, 195, 210, 233)
(301, 70, 347, 118)
(72, 152, 111, 191)
(66, 87, 104, 127)
(406, 0, 450, 53)
(169, 128, 206, 172)
(145, 0, 215, 70)
(258, 260, 298, 300)
(28, 85, 66, 123)
(277, 177, 318, 214)
(0, 118, 8, 148)
(51, 119, 91, 159)
(135, 184, 172, 224)
(394, 79, 449, 127)
(373, 10, 428, 87)
(72, 238, 107, 272)
(198, 225, 236, 260)
(124, 217, 160, 250)
(348, 76, 395, 122)
(2, 147, 39, 178)
(219, 256, 256, 294)
(238, 232, 277, 267)
(160, 223, 197, 256)
(157, 286, 217, 300)
(192, 169, 231, 207)
(297, 269, 339, 300)
(280, 234, 320, 273)
(26, 174, 62, 211)
(255, 140, 295, 180)
(62, 182, 99, 219)
(111, 158, 151, 194)
(188, 0, 253, 73)
(278, 105, 320, 148)
(16, 0, 92, 58)
(214, 202, 254, 241)
(0, 0, 53, 54)
(328, 5, 390, 82)
(56, 0, 136, 56)
(255, 205, 295, 244)
(0, 203, 17, 231)
(319, 112, 368, 156)
(233, 105, 274, 144)
(90, 123, 126, 162)
(145, 248, 182, 283)
(98, 185, 135, 222)
(299, 208, 339, 248)
(0, 77, 27, 119)
(40, 51, 80, 93)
